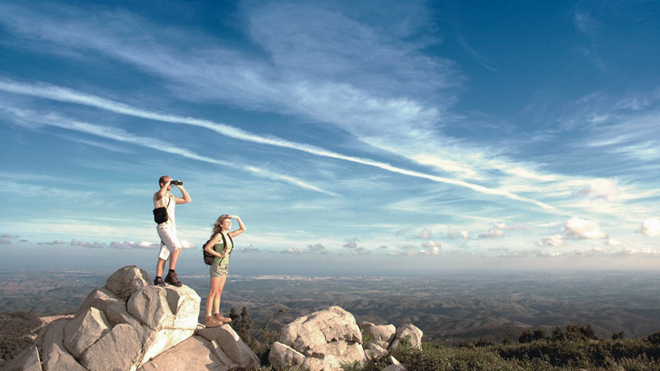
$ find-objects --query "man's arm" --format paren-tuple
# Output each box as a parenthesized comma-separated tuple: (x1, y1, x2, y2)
(175, 185, 191, 204)
(155, 179, 171, 201)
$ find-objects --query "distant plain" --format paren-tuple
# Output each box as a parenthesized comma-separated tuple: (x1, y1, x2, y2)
(2, 268, 659, 345)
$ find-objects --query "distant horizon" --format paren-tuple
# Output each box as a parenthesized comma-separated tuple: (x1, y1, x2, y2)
(4, 241, 660, 278)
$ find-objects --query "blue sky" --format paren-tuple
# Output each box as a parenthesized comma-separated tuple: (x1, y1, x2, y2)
(1, 0, 660, 275)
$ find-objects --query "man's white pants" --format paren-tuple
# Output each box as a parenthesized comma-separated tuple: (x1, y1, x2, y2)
(157, 225, 182, 260)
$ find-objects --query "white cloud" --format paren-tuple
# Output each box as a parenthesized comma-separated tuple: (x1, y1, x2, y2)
(415, 229, 433, 239)
(536, 251, 564, 258)
(396, 228, 433, 240)
(537, 234, 566, 247)
(564, 217, 608, 239)
(237, 246, 262, 253)
(446, 230, 470, 240)
(280, 248, 305, 254)
(494, 223, 526, 231)
(478, 228, 506, 239)
(71, 239, 104, 248)
(180, 240, 196, 249)
(421, 241, 441, 248)
(605, 238, 624, 246)
(419, 246, 440, 255)
(108, 240, 186, 249)
(638, 218, 660, 237)
(576, 178, 621, 201)
(617, 247, 660, 256)
(110, 241, 143, 249)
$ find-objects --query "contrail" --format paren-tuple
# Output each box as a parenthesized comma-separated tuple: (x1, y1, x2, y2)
(0, 79, 557, 211)
(2, 106, 333, 196)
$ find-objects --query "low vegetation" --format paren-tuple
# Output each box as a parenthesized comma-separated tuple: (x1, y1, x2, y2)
(0, 311, 42, 368)
(379, 326, 660, 371)
(4, 309, 660, 370)
(234, 306, 660, 370)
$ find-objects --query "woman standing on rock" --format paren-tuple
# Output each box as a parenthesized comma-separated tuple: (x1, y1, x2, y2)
(204, 214, 246, 328)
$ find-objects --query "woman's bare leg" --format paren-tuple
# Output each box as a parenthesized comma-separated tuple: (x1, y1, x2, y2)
(213, 275, 227, 314)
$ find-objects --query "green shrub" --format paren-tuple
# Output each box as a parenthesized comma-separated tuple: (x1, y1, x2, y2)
(0, 312, 42, 367)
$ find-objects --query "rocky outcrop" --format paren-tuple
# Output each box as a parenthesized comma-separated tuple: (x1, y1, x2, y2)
(4, 265, 259, 371)
(196, 325, 260, 368)
(390, 323, 423, 350)
(361, 321, 396, 360)
(269, 306, 422, 371)
(5, 265, 422, 371)
(269, 306, 366, 370)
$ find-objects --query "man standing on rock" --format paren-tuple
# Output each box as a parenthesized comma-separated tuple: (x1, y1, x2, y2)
(153, 175, 191, 287)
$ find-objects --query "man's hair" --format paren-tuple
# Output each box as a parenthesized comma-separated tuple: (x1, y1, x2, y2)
(159, 175, 170, 186)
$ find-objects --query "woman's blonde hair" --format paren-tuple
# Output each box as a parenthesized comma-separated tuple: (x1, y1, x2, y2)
(212, 214, 231, 234)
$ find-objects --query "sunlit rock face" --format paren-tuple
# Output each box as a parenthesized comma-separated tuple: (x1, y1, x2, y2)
(6, 265, 259, 371)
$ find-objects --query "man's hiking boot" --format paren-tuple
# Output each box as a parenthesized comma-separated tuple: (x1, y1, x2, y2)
(214, 313, 232, 324)
(205, 315, 221, 328)
(164, 271, 183, 287)
(153, 277, 166, 286)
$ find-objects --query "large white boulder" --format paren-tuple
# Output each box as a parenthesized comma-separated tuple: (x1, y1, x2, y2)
(361, 321, 396, 343)
(301, 354, 342, 370)
(278, 306, 362, 349)
(63, 307, 111, 358)
(361, 321, 397, 361)
(272, 306, 366, 370)
(127, 284, 200, 365)
(105, 265, 151, 300)
(80, 323, 142, 370)
(312, 340, 366, 364)
(35, 319, 85, 371)
(196, 324, 260, 369)
(103, 300, 150, 342)
(390, 323, 423, 350)
(76, 287, 122, 315)
(364, 341, 389, 361)
(127, 285, 199, 330)
(139, 336, 224, 371)
(268, 341, 306, 369)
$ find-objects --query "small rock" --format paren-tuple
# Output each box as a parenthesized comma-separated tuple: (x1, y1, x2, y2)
(390, 324, 423, 351)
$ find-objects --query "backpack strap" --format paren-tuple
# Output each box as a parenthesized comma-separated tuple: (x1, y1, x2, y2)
(219, 232, 234, 256)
